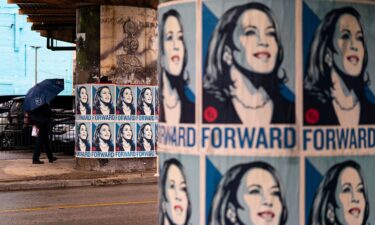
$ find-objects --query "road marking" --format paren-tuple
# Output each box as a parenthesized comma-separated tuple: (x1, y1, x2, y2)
(0, 200, 157, 213)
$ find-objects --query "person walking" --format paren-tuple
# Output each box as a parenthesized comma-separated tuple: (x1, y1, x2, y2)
(29, 104, 57, 164)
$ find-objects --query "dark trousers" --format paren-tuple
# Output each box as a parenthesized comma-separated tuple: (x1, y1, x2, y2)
(33, 122, 54, 161)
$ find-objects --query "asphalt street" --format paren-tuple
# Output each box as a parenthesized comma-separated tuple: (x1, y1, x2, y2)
(0, 184, 158, 225)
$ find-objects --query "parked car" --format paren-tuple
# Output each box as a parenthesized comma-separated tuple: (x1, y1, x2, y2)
(0, 96, 75, 150)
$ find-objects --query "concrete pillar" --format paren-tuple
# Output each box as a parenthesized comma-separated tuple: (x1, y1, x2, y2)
(74, 5, 158, 172)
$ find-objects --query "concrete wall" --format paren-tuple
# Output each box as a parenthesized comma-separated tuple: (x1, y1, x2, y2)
(0, 0, 74, 95)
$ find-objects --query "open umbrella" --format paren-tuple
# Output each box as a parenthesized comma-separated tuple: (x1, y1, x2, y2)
(23, 79, 64, 112)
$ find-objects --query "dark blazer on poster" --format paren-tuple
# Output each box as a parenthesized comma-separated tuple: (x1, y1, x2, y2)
(92, 144, 114, 152)
(203, 85, 295, 124)
(304, 88, 375, 125)
(159, 86, 195, 123)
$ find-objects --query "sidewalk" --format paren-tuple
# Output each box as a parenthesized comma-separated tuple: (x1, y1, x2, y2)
(0, 150, 158, 191)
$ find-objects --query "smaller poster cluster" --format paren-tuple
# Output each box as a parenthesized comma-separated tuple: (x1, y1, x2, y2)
(75, 84, 158, 158)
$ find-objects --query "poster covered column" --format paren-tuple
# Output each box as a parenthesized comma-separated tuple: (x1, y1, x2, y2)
(158, 0, 375, 225)
(74, 5, 158, 159)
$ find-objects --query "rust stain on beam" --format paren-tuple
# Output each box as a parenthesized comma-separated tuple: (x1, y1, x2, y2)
(27, 16, 76, 23)
(19, 8, 76, 15)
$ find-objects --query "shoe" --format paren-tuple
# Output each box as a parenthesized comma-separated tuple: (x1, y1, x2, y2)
(32, 160, 44, 164)
(49, 157, 58, 163)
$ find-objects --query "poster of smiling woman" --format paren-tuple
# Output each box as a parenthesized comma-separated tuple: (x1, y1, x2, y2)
(206, 156, 299, 225)
(92, 85, 115, 116)
(202, 0, 295, 125)
(303, 1, 375, 126)
(158, 2, 196, 124)
(305, 156, 375, 225)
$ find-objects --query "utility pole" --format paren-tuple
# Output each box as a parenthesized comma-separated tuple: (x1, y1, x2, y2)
(30, 46, 41, 84)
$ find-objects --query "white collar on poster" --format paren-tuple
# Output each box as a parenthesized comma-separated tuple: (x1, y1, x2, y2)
(331, 71, 360, 126)
(229, 66, 273, 125)
(162, 72, 181, 124)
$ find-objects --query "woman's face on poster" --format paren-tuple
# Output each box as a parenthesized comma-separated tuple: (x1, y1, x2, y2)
(143, 124, 152, 140)
(123, 88, 133, 104)
(79, 124, 88, 140)
(143, 89, 153, 105)
(236, 168, 282, 225)
(334, 167, 365, 225)
(122, 124, 133, 140)
(332, 14, 364, 77)
(99, 124, 111, 141)
(100, 87, 111, 104)
(163, 15, 185, 76)
(80, 88, 88, 104)
(165, 164, 189, 225)
(232, 9, 278, 74)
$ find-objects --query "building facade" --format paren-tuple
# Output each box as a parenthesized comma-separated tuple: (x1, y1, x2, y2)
(0, 0, 73, 95)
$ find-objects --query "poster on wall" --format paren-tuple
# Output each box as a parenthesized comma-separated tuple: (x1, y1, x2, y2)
(100, 6, 158, 85)
(158, 3, 196, 125)
(200, 0, 297, 153)
(76, 85, 92, 120)
(302, 0, 375, 151)
(75, 122, 91, 152)
(305, 156, 375, 225)
(92, 84, 115, 116)
(158, 0, 375, 225)
(202, 0, 296, 126)
(75, 84, 158, 158)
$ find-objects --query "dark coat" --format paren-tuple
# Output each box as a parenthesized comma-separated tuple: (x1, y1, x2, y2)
(29, 104, 53, 124)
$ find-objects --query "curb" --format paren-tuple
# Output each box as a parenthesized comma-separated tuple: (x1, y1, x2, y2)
(0, 175, 158, 192)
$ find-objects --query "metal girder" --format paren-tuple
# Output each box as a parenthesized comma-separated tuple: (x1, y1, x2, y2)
(19, 8, 76, 16)
(27, 16, 76, 23)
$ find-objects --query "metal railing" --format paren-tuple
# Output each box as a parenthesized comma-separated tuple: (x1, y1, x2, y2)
(0, 111, 75, 154)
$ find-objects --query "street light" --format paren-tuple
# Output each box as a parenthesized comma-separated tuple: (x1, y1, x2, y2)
(30, 46, 41, 84)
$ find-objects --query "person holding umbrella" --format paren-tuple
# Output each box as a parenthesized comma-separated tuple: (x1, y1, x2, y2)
(24, 79, 63, 164)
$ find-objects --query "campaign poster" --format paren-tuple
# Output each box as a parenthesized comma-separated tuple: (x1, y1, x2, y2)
(115, 122, 136, 152)
(76, 85, 92, 120)
(92, 84, 115, 116)
(206, 156, 299, 225)
(100, 6, 158, 85)
(75, 84, 158, 158)
(305, 156, 375, 225)
(303, 0, 375, 126)
(302, 0, 375, 151)
(158, 2, 196, 124)
(136, 122, 156, 152)
(75, 122, 91, 153)
(137, 86, 156, 116)
(202, 0, 296, 126)
(116, 86, 136, 116)
(91, 122, 115, 157)
(158, 152, 200, 225)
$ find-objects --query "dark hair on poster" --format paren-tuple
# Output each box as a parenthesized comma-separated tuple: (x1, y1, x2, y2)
(137, 87, 154, 115)
(137, 123, 154, 151)
(209, 161, 288, 225)
(159, 158, 192, 225)
(76, 86, 91, 115)
(308, 160, 369, 225)
(93, 86, 115, 115)
(76, 122, 90, 152)
(202, 2, 295, 124)
(116, 86, 135, 115)
(304, 7, 375, 125)
(92, 123, 114, 152)
(116, 122, 135, 151)
(159, 9, 195, 123)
